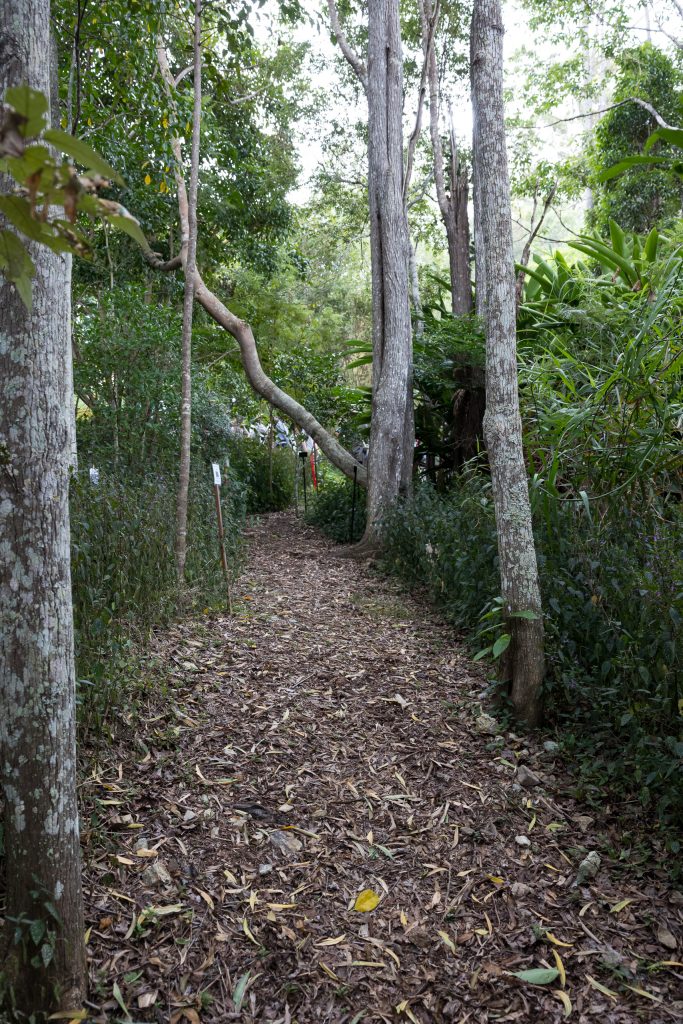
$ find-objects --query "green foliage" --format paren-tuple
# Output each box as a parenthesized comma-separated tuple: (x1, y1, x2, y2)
(381, 480, 683, 830)
(0, 85, 147, 306)
(70, 465, 245, 731)
(224, 435, 295, 514)
(588, 44, 683, 234)
(305, 471, 366, 544)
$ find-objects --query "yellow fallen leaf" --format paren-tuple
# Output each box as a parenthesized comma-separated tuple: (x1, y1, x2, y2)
(114, 855, 135, 865)
(144, 174, 152, 185)
(107, 889, 135, 904)
(135, 848, 158, 858)
(475, 928, 489, 936)
(552, 949, 566, 988)
(437, 930, 456, 953)
(528, 814, 536, 831)
(652, 960, 683, 968)
(354, 888, 381, 912)
(400, 910, 409, 927)
(586, 975, 618, 1001)
(484, 912, 493, 935)
(624, 984, 662, 1003)
(196, 888, 214, 910)
(547, 932, 573, 947)
(349, 960, 386, 968)
(316, 935, 347, 946)
(242, 919, 260, 945)
(224, 868, 239, 886)
(610, 898, 633, 914)
(268, 902, 296, 911)
(84, 927, 92, 944)
(318, 962, 339, 981)
(47, 1013, 88, 1021)
(395, 1002, 420, 1023)
(553, 989, 572, 1016)
(487, 875, 504, 886)
(248, 890, 258, 911)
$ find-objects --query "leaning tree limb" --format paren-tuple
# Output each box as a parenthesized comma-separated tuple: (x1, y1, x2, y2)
(143, 44, 367, 487)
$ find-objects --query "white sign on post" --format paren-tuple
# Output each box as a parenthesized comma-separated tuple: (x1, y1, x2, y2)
(212, 462, 222, 486)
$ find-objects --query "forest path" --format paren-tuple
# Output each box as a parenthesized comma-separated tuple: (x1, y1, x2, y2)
(82, 512, 682, 1024)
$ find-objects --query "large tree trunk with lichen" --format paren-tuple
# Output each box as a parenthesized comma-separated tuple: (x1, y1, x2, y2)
(470, 0, 545, 725)
(0, 0, 86, 1012)
(363, 0, 413, 544)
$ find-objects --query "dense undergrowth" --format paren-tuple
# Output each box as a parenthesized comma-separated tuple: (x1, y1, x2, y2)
(309, 229, 683, 845)
(71, 434, 294, 734)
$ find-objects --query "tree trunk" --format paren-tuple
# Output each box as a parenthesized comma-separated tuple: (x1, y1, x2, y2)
(470, 0, 545, 725)
(0, 0, 86, 1011)
(363, 0, 413, 542)
(421, 0, 472, 315)
(174, 0, 202, 582)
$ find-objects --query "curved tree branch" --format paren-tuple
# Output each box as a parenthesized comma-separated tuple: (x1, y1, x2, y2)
(146, 42, 367, 487)
(327, 0, 367, 92)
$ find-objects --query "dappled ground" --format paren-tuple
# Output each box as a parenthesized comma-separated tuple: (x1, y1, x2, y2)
(81, 512, 682, 1023)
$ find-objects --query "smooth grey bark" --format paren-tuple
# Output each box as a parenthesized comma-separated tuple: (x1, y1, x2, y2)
(470, 0, 545, 725)
(174, 0, 202, 582)
(329, 0, 413, 546)
(0, 0, 86, 1011)
(421, 0, 472, 315)
(364, 0, 413, 540)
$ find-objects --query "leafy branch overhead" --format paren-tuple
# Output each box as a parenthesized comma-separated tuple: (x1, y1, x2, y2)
(0, 84, 146, 307)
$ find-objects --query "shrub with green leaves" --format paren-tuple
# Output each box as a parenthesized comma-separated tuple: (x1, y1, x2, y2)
(380, 478, 683, 831)
(305, 470, 366, 543)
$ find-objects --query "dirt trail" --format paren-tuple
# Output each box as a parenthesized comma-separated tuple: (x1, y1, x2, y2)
(82, 512, 683, 1023)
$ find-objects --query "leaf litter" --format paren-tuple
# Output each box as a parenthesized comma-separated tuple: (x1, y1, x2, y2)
(78, 511, 683, 1022)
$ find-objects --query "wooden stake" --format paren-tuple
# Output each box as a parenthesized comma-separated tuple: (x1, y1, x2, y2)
(212, 463, 232, 614)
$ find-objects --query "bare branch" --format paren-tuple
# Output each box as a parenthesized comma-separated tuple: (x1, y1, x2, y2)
(327, 0, 367, 92)
(147, 41, 367, 487)
(520, 97, 677, 132)
(403, 0, 439, 203)
(515, 184, 557, 303)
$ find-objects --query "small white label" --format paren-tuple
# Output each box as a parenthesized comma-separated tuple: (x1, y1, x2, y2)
(212, 462, 222, 486)
(89, 466, 99, 485)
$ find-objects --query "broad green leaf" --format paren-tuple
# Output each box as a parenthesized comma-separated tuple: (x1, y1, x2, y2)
(512, 967, 559, 985)
(5, 85, 49, 136)
(0, 195, 44, 241)
(0, 228, 35, 309)
(598, 155, 669, 182)
(112, 980, 131, 1019)
(644, 126, 683, 152)
(232, 970, 251, 1010)
(492, 633, 511, 659)
(643, 227, 659, 263)
(6, 144, 52, 183)
(510, 610, 539, 620)
(107, 213, 148, 248)
(43, 129, 124, 184)
(609, 219, 625, 257)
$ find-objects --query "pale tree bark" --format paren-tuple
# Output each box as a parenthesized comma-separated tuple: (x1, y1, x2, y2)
(470, 0, 545, 725)
(0, 0, 86, 1011)
(149, 48, 367, 489)
(329, 0, 413, 547)
(174, 0, 202, 583)
(420, 0, 472, 315)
